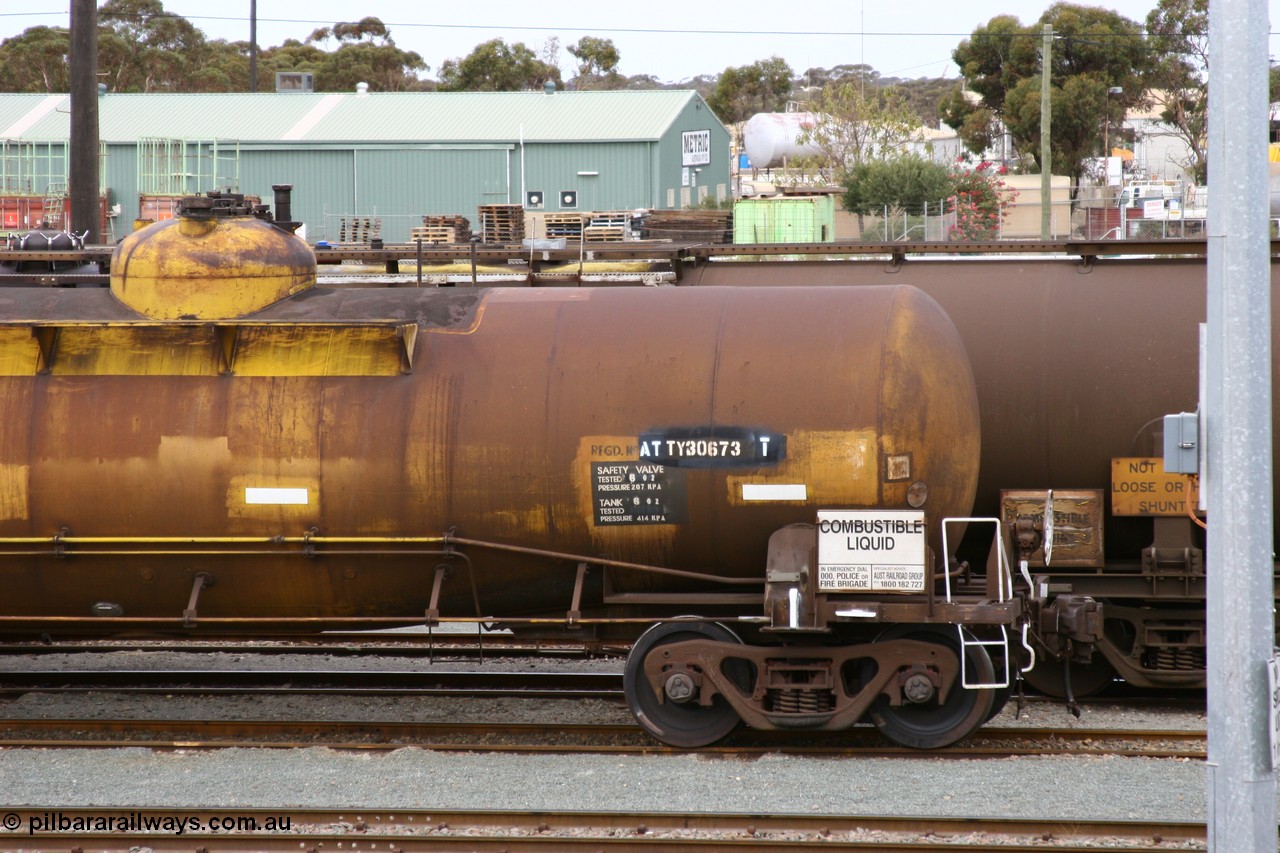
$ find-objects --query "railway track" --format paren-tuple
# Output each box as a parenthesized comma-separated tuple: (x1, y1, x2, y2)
(0, 716, 1207, 759)
(0, 633, 618, 658)
(0, 657, 1209, 711)
(0, 806, 1213, 851)
(0, 669, 623, 699)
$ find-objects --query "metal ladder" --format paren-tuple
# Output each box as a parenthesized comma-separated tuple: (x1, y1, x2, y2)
(41, 182, 66, 229)
(940, 517, 1036, 689)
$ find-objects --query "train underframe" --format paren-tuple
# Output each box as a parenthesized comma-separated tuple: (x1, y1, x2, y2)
(1014, 515, 1257, 700)
(0, 512, 1241, 750)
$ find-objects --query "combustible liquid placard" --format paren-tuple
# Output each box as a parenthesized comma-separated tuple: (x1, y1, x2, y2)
(816, 510, 926, 592)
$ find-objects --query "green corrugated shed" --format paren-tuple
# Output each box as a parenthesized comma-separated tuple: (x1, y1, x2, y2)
(0, 90, 731, 242)
(732, 195, 836, 244)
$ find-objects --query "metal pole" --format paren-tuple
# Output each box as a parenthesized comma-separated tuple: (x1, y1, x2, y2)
(1204, 0, 1276, 847)
(69, 0, 99, 243)
(249, 0, 258, 93)
(1039, 25, 1052, 241)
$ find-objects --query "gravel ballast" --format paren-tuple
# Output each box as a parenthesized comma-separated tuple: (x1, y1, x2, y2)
(0, 648, 1226, 822)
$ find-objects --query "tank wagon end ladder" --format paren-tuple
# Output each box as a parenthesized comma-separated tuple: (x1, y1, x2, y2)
(941, 517, 1036, 690)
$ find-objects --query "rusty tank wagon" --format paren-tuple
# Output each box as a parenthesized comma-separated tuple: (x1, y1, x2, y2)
(0, 193, 1092, 750)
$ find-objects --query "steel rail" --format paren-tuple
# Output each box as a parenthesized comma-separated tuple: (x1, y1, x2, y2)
(0, 717, 1207, 759)
(0, 635, 615, 657)
(0, 669, 625, 699)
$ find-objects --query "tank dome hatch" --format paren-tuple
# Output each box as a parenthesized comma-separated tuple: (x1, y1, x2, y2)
(110, 191, 316, 320)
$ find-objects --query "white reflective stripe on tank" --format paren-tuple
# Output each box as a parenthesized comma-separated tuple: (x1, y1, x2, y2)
(741, 483, 807, 501)
(244, 487, 310, 505)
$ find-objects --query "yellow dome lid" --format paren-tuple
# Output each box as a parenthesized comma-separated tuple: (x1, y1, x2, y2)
(111, 194, 316, 320)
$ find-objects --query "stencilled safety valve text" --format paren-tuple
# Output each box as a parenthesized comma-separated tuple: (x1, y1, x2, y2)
(592, 460, 688, 525)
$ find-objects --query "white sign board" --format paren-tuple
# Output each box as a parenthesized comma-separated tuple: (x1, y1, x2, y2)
(817, 510, 927, 592)
(681, 130, 711, 166)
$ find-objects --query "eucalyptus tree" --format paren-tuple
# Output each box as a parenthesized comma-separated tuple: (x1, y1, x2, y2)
(437, 38, 561, 91)
(940, 2, 1152, 186)
(568, 36, 621, 90)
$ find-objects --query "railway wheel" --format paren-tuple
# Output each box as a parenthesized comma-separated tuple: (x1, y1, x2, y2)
(868, 625, 996, 749)
(1021, 655, 1116, 699)
(623, 620, 747, 748)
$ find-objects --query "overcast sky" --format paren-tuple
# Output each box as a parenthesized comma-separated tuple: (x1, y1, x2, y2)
(3, 1, 1278, 85)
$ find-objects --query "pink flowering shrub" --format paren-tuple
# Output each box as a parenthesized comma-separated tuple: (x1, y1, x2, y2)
(947, 159, 1018, 241)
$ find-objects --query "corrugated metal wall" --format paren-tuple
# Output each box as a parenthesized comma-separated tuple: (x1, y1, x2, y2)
(657, 99, 732, 210)
(239, 147, 355, 244)
(237, 146, 521, 243)
(521, 142, 653, 213)
(34, 111, 730, 242)
(102, 142, 136, 239)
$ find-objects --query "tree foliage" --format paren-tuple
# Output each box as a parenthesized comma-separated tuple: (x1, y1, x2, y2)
(948, 160, 1018, 240)
(1144, 0, 1208, 183)
(945, 2, 1153, 187)
(842, 156, 1017, 241)
(568, 37, 621, 90)
(98, 0, 211, 92)
(706, 57, 793, 154)
(437, 38, 561, 92)
(706, 57, 794, 126)
(883, 76, 957, 128)
(842, 154, 952, 216)
(793, 82, 921, 175)
(0, 25, 71, 92)
(0, 3, 428, 93)
(303, 18, 427, 92)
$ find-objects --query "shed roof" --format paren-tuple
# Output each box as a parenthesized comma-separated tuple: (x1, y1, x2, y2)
(0, 90, 716, 144)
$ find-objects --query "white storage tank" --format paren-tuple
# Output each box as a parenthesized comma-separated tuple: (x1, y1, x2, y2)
(743, 113, 822, 169)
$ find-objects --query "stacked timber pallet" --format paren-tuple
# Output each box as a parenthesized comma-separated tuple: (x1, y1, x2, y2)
(339, 216, 382, 243)
(544, 213, 585, 240)
(477, 204, 525, 243)
(410, 215, 472, 244)
(639, 210, 732, 244)
(584, 211, 630, 242)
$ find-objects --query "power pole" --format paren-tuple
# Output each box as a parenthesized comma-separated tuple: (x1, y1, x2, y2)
(1204, 0, 1277, 846)
(1039, 24, 1052, 241)
(69, 0, 99, 243)
(249, 0, 258, 93)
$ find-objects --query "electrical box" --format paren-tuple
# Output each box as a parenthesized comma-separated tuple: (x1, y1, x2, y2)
(1163, 412, 1199, 474)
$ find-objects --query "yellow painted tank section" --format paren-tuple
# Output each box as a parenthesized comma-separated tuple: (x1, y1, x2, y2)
(111, 213, 316, 320)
